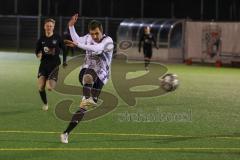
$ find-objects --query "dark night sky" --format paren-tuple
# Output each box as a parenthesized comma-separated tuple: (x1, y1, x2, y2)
(0, 0, 240, 21)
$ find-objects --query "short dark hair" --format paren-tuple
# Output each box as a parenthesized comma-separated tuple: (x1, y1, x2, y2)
(88, 20, 103, 32)
(44, 18, 55, 24)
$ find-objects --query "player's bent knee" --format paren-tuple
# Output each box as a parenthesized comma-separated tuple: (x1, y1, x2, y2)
(45, 83, 52, 91)
(46, 83, 55, 91)
(83, 74, 93, 84)
(38, 77, 46, 91)
(47, 87, 52, 91)
(38, 84, 45, 91)
(46, 80, 56, 91)
(39, 87, 45, 91)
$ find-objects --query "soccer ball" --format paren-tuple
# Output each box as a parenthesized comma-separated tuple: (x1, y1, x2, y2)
(160, 73, 179, 92)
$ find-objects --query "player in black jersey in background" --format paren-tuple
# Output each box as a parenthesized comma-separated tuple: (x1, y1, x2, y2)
(63, 28, 75, 56)
(138, 26, 159, 71)
(35, 18, 67, 111)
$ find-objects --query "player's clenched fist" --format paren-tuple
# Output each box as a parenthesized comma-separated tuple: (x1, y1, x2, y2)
(68, 14, 78, 27)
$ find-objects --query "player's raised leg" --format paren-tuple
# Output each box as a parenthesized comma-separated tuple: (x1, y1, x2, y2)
(91, 77, 104, 103)
(81, 69, 99, 106)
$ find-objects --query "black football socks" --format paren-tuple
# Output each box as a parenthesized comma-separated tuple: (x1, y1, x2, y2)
(64, 108, 86, 134)
(39, 90, 47, 105)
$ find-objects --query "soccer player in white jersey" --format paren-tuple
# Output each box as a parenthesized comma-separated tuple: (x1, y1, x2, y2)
(60, 14, 114, 143)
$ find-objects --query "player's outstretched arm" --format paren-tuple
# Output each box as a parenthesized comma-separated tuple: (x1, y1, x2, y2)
(68, 14, 86, 44)
(64, 40, 77, 48)
(76, 37, 114, 55)
(68, 14, 78, 27)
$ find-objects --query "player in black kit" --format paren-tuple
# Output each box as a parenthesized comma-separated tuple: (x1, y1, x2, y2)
(63, 28, 75, 56)
(138, 26, 158, 70)
(35, 18, 67, 111)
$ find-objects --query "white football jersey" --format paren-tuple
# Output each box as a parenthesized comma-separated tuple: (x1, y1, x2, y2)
(69, 26, 113, 84)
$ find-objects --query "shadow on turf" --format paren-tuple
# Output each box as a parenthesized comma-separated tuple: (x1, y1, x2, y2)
(1, 132, 240, 156)
(0, 109, 35, 116)
(69, 136, 198, 144)
(0, 139, 60, 144)
(68, 132, 240, 145)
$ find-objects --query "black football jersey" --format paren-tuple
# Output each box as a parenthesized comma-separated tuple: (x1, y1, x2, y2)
(138, 33, 157, 51)
(35, 34, 66, 65)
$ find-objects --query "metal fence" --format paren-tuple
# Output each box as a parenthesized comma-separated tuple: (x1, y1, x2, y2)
(0, 15, 124, 52)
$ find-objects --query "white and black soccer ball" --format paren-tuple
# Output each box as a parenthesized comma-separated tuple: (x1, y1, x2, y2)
(160, 73, 179, 92)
